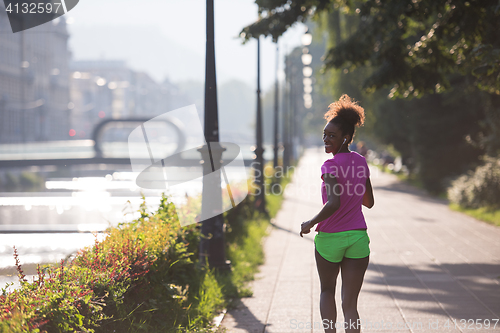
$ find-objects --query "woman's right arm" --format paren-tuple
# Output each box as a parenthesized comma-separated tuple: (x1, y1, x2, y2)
(299, 173, 340, 237)
(363, 177, 374, 208)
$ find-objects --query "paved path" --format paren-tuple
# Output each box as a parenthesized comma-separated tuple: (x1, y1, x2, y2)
(220, 147, 500, 333)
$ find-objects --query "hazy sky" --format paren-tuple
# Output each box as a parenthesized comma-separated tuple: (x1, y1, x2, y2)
(66, 0, 306, 91)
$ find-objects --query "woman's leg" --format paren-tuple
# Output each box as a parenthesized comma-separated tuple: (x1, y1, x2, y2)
(315, 249, 341, 333)
(340, 256, 369, 333)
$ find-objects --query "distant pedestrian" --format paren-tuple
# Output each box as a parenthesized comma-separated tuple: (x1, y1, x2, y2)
(356, 141, 368, 157)
(300, 94, 374, 333)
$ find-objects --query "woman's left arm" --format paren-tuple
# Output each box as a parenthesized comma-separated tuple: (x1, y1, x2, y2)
(300, 173, 341, 237)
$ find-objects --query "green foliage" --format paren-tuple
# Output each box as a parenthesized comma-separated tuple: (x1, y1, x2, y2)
(195, 270, 224, 322)
(449, 204, 500, 227)
(223, 163, 292, 297)
(244, 0, 500, 201)
(477, 94, 500, 157)
(0, 172, 44, 192)
(18, 172, 44, 191)
(0, 166, 292, 332)
(372, 84, 486, 193)
(312, 6, 491, 194)
(243, 0, 500, 95)
(2, 173, 19, 191)
(448, 155, 500, 209)
(0, 194, 201, 332)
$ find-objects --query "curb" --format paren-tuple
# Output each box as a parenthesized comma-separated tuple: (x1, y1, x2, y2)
(213, 308, 227, 332)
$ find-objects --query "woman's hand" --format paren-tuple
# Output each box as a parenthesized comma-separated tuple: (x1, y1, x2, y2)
(300, 220, 314, 237)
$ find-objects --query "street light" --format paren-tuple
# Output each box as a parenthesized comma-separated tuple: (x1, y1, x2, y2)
(282, 54, 291, 169)
(273, 40, 279, 169)
(301, 53, 312, 66)
(199, 0, 230, 270)
(302, 29, 313, 110)
(289, 58, 297, 163)
(303, 66, 313, 78)
(301, 30, 312, 46)
(254, 35, 267, 214)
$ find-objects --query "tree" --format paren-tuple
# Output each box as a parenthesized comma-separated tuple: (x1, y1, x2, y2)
(241, 0, 500, 96)
(243, 1, 500, 194)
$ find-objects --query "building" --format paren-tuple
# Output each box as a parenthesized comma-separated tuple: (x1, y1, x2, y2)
(0, 5, 71, 143)
(69, 60, 129, 139)
(69, 60, 182, 139)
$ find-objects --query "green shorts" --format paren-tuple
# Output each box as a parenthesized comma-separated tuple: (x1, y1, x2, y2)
(314, 229, 370, 263)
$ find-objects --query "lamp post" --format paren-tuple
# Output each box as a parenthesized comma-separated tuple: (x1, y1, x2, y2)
(199, 0, 230, 269)
(273, 41, 279, 169)
(301, 29, 313, 111)
(282, 54, 291, 169)
(289, 59, 297, 164)
(20, 19, 26, 143)
(299, 29, 313, 152)
(254, 35, 267, 214)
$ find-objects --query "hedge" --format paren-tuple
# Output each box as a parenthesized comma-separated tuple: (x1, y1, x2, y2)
(447, 155, 500, 209)
(0, 195, 214, 332)
(0, 166, 292, 332)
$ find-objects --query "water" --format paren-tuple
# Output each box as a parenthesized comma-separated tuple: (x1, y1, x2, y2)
(0, 139, 277, 290)
(0, 165, 254, 290)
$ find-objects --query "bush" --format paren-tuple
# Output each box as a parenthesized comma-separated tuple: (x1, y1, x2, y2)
(0, 165, 292, 332)
(18, 172, 44, 191)
(0, 195, 213, 332)
(3, 173, 19, 191)
(447, 155, 500, 209)
(0, 172, 44, 192)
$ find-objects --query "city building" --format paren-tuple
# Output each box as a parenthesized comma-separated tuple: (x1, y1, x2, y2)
(0, 5, 71, 143)
(69, 60, 179, 139)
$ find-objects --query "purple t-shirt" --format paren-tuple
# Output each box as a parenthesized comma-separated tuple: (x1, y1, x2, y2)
(316, 151, 370, 233)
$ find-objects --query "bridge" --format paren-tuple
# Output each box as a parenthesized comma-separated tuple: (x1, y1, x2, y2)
(0, 118, 266, 168)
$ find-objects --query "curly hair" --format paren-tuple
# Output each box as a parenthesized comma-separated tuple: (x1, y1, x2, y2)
(324, 94, 365, 144)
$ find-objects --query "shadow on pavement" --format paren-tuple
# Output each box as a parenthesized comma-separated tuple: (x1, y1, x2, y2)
(270, 221, 314, 243)
(365, 262, 500, 317)
(374, 182, 448, 205)
(218, 298, 267, 333)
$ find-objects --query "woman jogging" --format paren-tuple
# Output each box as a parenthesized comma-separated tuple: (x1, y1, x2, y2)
(300, 94, 374, 333)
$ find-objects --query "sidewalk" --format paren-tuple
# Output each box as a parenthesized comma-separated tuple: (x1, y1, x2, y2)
(220, 147, 500, 333)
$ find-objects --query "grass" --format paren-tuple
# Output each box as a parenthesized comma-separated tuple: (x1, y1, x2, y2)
(221, 162, 293, 302)
(0, 161, 294, 332)
(449, 204, 500, 227)
(160, 160, 294, 329)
